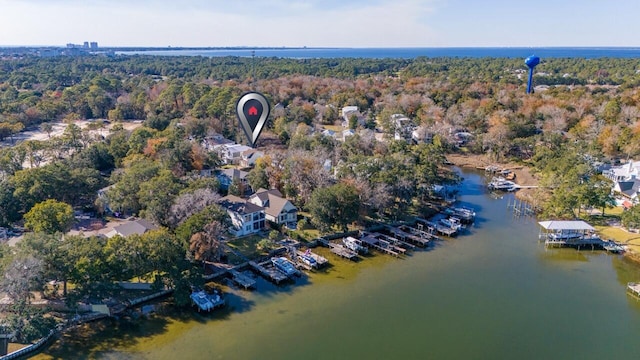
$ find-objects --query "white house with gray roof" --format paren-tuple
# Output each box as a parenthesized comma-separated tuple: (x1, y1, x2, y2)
(219, 195, 265, 236)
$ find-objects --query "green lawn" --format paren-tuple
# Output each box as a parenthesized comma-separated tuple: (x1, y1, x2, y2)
(227, 234, 265, 260)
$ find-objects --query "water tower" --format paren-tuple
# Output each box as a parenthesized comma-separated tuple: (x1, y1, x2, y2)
(525, 55, 540, 94)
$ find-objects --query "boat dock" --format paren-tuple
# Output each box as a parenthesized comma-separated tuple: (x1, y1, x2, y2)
(327, 242, 359, 260)
(416, 219, 458, 237)
(296, 250, 328, 268)
(190, 290, 225, 312)
(229, 269, 256, 289)
(249, 261, 289, 284)
(387, 225, 431, 247)
(359, 233, 402, 257)
(628, 283, 640, 299)
(402, 224, 440, 242)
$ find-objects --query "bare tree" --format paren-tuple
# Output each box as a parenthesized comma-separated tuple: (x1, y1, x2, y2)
(1, 256, 44, 306)
(169, 188, 221, 227)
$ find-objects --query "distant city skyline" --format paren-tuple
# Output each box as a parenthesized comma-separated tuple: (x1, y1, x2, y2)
(1, 0, 639, 48)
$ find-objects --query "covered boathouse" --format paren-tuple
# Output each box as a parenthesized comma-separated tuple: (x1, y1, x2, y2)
(538, 220, 601, 248)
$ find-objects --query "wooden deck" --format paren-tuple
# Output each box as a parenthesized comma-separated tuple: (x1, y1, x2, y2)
(359, 233, 402, 257)
(327, 242, 359, 260)
(229, 269, 257, 289)
(249, 261, 289, 284)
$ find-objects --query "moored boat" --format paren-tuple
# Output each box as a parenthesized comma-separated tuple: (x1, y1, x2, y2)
(488, 177, 517, 191)
(271, 257, 299, 277)
(343, 236, 368, 254)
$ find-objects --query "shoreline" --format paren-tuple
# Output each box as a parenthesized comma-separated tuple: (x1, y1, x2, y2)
(446, 153, 640, 265)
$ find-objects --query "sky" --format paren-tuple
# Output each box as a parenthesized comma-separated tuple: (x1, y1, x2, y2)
(1, 0, 639, 48)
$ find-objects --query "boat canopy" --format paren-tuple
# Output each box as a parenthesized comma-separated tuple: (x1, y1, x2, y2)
(538, 221, 594, 231)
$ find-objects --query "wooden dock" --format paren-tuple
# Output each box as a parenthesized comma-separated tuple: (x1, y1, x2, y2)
(360, 233, 401, 257)
(249, 261, 289, 284)
(543, 235, 607, 250)
(229, 269, 256, 289)
(387, 226, 431, 247)
(327, 242, 359, 260)
(296, 250, 329, 268)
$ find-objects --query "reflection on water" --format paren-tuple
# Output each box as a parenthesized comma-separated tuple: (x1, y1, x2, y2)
(36, 169, 640, 360)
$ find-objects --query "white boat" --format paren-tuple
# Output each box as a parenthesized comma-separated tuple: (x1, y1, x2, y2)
(440, 216, 463, 230)
(190, 289, 225, 312)
(343, 236, 368, 254)
(299, 250, 318, 267)
(488, 177, 517, 191)
(271, 257, 298, 276)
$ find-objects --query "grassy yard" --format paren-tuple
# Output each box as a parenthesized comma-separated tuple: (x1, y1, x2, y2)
(227, 234, 266, 261)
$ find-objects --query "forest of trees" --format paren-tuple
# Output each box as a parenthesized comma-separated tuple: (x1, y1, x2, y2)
(1, 53, 640, 341)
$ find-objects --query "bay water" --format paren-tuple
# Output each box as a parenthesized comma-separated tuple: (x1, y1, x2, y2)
(37, 169, 640, 359)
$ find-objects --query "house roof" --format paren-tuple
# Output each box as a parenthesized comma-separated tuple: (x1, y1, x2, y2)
(218, 168, 249, 180)
(249, 189, 293, 217)
(616, 180, 640, 197)
(108, 219, 158, 238)
(219, 195, 263, 215)
(538, 220, 594, 231)
(242, 149, 263, 159)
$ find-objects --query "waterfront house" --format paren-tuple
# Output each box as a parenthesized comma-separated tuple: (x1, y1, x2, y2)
(248, 189, 298, 229)
(105, 219, 158, 238)
(218, 195, 265, 236)
(613, 179, 640, 205)
(604, 160, 640, 182)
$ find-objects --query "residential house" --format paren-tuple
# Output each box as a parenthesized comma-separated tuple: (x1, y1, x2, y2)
(613, 180, 640, 205)
(105, 219, 158, 238)
(218, 195, 265, 236)
(248, 189, 298, 229)
(341, 106, 366, 128)
(412, 126, 434, 144)
(321, 129, 336, 138)
(216, 168, 250, 192)
(239, 149, 264, 168)
(201, 133, 234, 152)
(218, 144, 253, 165)
(604, 160, 640, 182)
(604, 160, 640, 206)
(391, 114, 415, 141)
(341, 129, 356, 141)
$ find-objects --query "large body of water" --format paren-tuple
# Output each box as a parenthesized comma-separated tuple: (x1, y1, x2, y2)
(117, 47, 640, 59)
(37, 169, 640, 359)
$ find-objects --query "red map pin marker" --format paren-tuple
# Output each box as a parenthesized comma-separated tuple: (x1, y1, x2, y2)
(236, 92, 270, 147)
